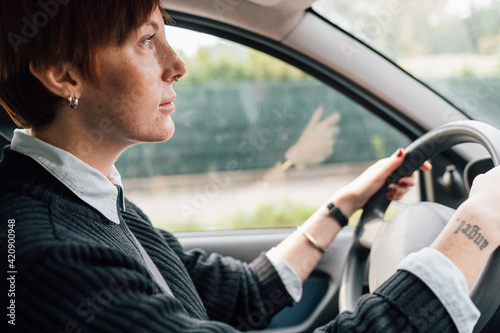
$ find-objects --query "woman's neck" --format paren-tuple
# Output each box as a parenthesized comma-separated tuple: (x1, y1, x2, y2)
(30, 123, 125, 179)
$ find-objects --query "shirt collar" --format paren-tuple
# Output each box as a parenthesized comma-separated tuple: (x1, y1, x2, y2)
(10, 129, 125, 224)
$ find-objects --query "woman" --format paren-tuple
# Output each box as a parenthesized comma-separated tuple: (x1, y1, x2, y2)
(0, 1, 498, 332)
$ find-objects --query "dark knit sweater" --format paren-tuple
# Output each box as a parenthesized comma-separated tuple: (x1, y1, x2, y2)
(0, 147, 457, 333)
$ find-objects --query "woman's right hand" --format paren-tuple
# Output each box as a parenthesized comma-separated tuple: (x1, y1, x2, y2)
(463, 165, 500, 246)
(331, 148, 431, 217)
(431, 165, 500, 287)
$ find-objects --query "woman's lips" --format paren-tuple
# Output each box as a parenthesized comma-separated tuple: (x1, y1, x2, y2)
(159, 101, 175, 114)
(159, 96, 176, 113)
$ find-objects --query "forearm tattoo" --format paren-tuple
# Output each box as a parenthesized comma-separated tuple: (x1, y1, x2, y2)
(454, 219, 489, 250)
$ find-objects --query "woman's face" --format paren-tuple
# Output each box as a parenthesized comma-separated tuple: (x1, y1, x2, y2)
(80, 8, 186, 147)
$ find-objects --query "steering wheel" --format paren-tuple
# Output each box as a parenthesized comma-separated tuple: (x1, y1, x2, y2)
(338, 120, 500, 332)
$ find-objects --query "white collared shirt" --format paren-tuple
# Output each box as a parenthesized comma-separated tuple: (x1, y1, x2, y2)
(398, 248, 480, 333)
(11, 129, 124, 224)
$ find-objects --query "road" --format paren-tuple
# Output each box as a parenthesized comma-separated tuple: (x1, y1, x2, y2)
(123, 162, 419, 232)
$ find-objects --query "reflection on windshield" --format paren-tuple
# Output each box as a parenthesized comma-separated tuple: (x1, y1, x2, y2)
(312, 0, 500, 127)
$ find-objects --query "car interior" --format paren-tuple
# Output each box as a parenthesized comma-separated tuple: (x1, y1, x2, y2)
(1, 0, 499, 332)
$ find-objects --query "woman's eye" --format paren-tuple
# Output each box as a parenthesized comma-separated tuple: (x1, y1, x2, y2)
(142, 34, 156, 49)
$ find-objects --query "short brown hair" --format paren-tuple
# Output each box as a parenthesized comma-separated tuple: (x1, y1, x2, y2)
(0, 0, 167, 129)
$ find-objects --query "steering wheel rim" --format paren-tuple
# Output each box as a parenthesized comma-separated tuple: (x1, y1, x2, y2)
(339, 120, 500, 332)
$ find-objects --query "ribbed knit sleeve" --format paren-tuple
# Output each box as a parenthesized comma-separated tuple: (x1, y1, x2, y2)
(5, 241, 459, 333)
(10, 242, 241, 333)
(315, 270, 458, 333)
(158, 230, 293, 331)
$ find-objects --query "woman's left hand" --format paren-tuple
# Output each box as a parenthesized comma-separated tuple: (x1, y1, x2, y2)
(332, 148, 432, 216)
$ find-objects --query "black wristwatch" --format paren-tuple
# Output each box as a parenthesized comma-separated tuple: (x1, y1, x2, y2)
(327, 202, 349, 227)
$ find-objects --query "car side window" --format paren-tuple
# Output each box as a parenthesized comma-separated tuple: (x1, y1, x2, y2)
(116, 27, 415, 232)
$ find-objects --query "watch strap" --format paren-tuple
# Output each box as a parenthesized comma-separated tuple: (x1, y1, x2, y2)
(327, 202, 349, 227)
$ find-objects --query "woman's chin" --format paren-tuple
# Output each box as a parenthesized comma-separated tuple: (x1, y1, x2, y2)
(162, 127, 175, 142)
(153, 120, 175, 142)
(128, 117, 176, 144)
(162, 118, 175, 141)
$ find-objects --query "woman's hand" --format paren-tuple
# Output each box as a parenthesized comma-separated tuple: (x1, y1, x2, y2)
(430, 165, 500, 287)
(463, 165, 500, 245)
(331, 148, 432, 217)
(281, 149, 431, 281)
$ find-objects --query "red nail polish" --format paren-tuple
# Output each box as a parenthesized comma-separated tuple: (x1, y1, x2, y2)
(397, 149, 403, 158)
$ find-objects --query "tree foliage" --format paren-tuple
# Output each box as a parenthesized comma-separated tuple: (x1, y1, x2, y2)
(177, 43, 310, 83)
(314, 0, 500, 58)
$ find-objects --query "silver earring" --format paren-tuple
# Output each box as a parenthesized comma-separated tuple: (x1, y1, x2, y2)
(174, 76, 179, 82)
(67, 95, 79, 109)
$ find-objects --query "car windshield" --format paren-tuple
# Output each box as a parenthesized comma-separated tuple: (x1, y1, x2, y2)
(312, 0, 500, 128)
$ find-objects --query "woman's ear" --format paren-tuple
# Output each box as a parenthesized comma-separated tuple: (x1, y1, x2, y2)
(29, 62, 83, 100)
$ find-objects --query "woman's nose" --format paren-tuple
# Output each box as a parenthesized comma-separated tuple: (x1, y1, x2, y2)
(174, 57, 187, 81)
(161, 44, 187, 83)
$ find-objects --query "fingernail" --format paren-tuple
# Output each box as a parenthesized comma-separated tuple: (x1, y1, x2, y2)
(396, 148, 403, 158)
(400, 180, 408, 186)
